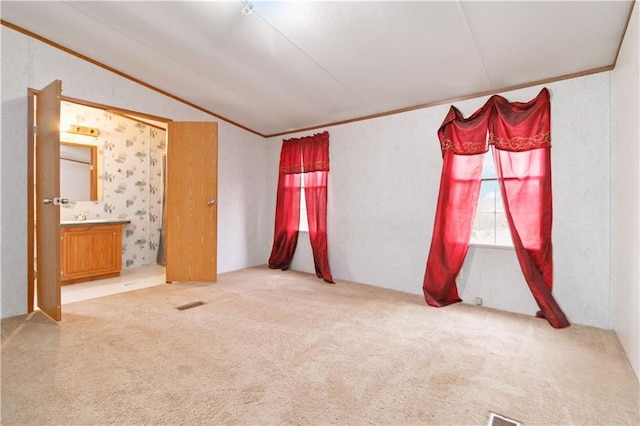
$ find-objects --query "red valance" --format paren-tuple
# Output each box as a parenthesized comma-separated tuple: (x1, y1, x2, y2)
(489, 88, 551, 152)
(279, 131, 330, 174)
(438, 98, 493, 155)
(439, 88, 551, 155)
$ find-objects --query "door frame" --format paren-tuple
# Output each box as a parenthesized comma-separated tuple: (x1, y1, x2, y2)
(27, 92, 172, 314)
(27, 89, 36, 313)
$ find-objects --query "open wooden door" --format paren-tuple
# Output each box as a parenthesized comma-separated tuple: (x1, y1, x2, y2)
(166, 122, 218, 283)
(35, 80, 62, 321)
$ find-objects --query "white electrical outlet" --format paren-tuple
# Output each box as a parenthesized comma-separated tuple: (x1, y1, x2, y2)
(474, 297, 483, 306)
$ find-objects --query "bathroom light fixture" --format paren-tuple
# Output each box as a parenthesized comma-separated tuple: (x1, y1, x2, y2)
(60, 123, 100, 137)
(241, 1, 254, 16)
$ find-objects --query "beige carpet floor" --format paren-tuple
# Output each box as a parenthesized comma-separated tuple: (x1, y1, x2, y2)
(2, 266, 638, 425)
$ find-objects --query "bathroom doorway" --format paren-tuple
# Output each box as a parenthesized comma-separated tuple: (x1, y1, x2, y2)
(30, 83, 219, 318)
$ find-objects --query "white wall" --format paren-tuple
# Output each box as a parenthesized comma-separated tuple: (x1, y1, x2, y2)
(0, 26, 271, 319)
(612, 4, 639, 380)
(270, 73, 613, 329)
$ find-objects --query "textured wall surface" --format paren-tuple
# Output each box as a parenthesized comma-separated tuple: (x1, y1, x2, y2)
(612, 5, 640, 380)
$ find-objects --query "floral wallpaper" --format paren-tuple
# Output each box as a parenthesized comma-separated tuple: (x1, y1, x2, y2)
(59, 101, 167, 270)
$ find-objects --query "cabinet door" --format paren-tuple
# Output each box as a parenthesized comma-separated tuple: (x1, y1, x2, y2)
(61, 225, 122, 283)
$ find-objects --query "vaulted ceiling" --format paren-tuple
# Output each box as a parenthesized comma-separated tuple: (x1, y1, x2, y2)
(1, 1, 634, 136)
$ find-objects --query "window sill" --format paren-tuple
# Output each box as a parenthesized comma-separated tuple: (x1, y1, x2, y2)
(469, 243, 514, 251)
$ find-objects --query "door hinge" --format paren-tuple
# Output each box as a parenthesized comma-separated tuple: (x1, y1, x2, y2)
(33, 126, 37, 135)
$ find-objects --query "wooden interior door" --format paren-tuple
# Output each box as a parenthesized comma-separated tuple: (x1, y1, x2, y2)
(35, 80, 62, 321)
(166, 122, 218, 283)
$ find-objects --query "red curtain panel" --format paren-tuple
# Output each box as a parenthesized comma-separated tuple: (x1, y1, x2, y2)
(490, 89, 568, 328)
(267, 172, 301, 270)
(304, 171, 333, 282)
(423, 88, 569, 328)
(423, 102, 492, 306)
(268, 132, 333, 283)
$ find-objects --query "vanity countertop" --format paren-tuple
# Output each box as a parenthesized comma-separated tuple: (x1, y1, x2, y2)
(60, 218, 132, 227)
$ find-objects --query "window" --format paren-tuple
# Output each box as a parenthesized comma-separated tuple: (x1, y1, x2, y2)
(299, 176, 309, 232)
(471, 150, 512, 246)
(268, 131, 333, 282)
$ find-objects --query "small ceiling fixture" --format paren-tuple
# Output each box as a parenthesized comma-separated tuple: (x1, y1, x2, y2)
(241, 1, 253, 16)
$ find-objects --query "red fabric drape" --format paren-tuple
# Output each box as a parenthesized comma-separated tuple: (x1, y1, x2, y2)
(490, 90, 568, 328)
(304, 171, 333, 282)
(268, 173, 301, 270)
(301, 132, 330, 173)
(423, 88, 569, 328)
(268, 132, 333, 283)
(423, 102, 492, 306)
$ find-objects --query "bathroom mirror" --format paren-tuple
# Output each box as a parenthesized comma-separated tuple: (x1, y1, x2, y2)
(60, 142, 100, 201)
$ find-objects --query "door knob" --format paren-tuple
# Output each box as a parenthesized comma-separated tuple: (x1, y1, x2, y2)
(43, 197, 69, 205)
(207, 199, 216, 206)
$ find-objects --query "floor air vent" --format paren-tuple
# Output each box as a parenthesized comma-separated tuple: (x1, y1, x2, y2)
(175, 301, 205, 311)
(488, 412, 521, 426)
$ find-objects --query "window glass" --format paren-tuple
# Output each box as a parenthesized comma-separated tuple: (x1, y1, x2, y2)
(299, 177, 309, 232)
(471, 151, 512, 246)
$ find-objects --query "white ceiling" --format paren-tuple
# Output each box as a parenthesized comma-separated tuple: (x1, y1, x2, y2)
(1, 1, 634, 136)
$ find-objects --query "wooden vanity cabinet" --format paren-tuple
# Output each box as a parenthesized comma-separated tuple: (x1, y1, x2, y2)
(60, 224, 123, 284)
